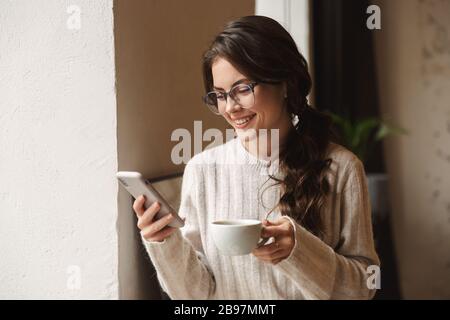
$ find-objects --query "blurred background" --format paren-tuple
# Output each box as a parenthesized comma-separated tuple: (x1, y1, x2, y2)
(0, 0, 449, 299)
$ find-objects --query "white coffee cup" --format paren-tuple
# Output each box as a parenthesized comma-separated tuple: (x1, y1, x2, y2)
(210, 219, 271, 256)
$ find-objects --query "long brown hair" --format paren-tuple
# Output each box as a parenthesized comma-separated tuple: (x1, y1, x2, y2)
(202, 15, 336, 238)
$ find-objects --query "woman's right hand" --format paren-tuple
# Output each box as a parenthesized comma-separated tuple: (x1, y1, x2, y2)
(133, 195, 177, 242)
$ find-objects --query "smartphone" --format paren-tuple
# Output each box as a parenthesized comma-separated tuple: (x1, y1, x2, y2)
(116, 171, 184, 228)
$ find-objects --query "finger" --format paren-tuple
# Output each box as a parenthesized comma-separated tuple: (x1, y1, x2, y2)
(264, 218, 284, 226)
(258, 249, 287, 264)
(132, 195, 146, 218)
(255, 247, 284, 259)
(140, 213, 175, 237)
(264, 220, 293, 237)
(272, 258, 283, 265)
(261, 225, 285, 238)
(253, 241, 283, 257)
(137, 201, 160, 229)
(142, 224, 176, 242)
(270, 249, 288, 261)
(143, 225, 177, 242)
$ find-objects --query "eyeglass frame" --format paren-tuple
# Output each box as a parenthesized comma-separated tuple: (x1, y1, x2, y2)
(202, 81, 259, 115)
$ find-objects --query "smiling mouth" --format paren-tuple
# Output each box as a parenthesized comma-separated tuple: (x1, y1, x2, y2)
(233, 114, 256, 127)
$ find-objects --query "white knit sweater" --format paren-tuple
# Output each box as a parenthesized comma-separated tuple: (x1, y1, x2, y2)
(141, 137, 380, 300)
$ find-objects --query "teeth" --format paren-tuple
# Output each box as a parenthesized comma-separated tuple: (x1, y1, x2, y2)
(234, 115, 254, 125)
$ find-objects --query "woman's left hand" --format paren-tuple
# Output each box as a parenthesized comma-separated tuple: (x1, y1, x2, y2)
(251, 217, 295, 265)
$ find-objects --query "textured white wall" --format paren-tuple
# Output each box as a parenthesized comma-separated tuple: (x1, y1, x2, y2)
(0, 0, 118, 298)
(373, 0, 450, 298)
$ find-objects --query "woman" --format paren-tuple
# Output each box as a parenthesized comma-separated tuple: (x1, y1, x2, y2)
(133, 15, 380, 300)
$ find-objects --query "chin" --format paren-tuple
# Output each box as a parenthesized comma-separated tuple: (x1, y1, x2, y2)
(236, 126, 259, 142)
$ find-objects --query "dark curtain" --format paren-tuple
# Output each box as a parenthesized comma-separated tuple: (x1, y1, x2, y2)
(312, 0, 384, 174)
(312, 0, 401, 299)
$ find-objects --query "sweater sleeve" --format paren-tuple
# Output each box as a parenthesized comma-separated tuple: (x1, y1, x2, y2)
(140, 161, 217, 300)
(275, 157, 380, 300)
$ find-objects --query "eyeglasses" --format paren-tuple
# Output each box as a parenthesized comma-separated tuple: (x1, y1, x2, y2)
(202, 82, 259, 115)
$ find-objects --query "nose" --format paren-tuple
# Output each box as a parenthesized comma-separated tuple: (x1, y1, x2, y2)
(224, 94, 240, 114)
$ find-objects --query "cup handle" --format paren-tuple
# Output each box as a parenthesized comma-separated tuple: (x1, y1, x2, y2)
(256, 236, 271, 248)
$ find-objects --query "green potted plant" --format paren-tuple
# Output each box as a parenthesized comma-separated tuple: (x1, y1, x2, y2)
(325, 111, 408, 222)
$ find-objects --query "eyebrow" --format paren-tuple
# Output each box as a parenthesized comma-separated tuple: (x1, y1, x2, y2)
(213, 78, 249, 91)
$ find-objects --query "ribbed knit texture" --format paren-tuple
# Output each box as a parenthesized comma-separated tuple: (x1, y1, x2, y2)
(141, 137, 380, 300)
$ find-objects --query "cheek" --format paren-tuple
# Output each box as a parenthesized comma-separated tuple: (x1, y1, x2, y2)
(254, 90, 282, 116)
(252, 103, 279, 125)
